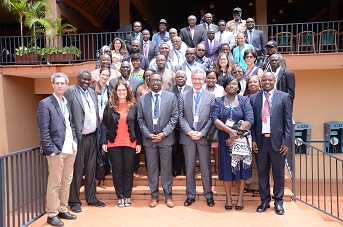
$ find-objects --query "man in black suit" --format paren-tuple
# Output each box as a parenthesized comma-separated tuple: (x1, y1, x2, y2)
(65, 70, 105, 213)
(123, 40, 150, 70)
(197, 13, 218, 33)
(269, 54, 295, 105)
(166, 70, 192, 177)
(141, 29, 158, 62)
(126, 21, 143, 54)
(109, 61, 142, 98)
(262, 40, 286, 71)
(245, 18, 266, 67)
(250, 72, 292, 215)
(37, 73, 78, 226)
(180, 15, 206, 48)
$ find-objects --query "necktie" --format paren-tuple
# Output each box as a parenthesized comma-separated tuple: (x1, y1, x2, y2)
(194, 91, 201, 130)
(219, 32, 222, 43)
(135, 33, 139, 40)
(144, 42, 148, 56)
(178, 87, 182, 94)
(209, 41, 213, 53)
(249, 30, 253, 44)
(153, 94, 160, 132)
(262, 92, 270, 123)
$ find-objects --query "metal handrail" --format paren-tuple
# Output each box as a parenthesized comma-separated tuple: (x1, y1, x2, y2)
(0, 147, 48, 227)
(294, 138, 343, 222)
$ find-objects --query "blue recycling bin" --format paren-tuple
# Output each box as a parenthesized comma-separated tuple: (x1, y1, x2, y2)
(294, 122, 312, 154)
(324, 121, 343, 153)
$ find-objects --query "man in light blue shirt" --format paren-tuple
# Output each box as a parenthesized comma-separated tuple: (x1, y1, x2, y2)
(152, 19, 170, 47)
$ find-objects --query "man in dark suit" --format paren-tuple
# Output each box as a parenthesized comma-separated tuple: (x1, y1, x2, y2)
(126, 21, 143, 54)
(141, 29, 158, 62)
(245, 18, 266, 67)
(109, 61, 142, 98)
(197, 13, 218, 33)
(123, 40, 150, 70)
(195, 43, 214, 71)
(250, 72, 292, 215)
(179, 68, 215, 207)
(200, 29, 221, 62)
(167, 70, 192, 177)
(180, 15, 206, 48)
(64, 69, 105, 213)
(137, 73, 178, 208)
(37, 73, 78, 226)
(262, 40, 286, 71)
(269, 54, 295, 105)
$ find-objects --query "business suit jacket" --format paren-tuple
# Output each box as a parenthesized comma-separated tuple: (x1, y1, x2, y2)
(179, 89, 215, 145)
(200, 39, 221, 62)
(250, 89, 293, 151)
(276, 67, 295, 105)
(64, 85, 100, 144)
(140, 40, 158, 62)
(108, 76, 142, 98)
(179, 26, 206, 48)
(166, 85, 192, 99)
(126, 32, 143, 54)
(137, 90, 178, 147)
(215, 31, 236, 49)
(244, 29, 266, 59)
(37, 95, 77, 156)
(174, 62, 206, 86)
(197, 23, 218, 33)
(123, 53, 150, 70)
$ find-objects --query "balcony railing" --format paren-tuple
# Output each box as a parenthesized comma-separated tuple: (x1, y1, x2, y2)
(0, 147, 48, 227)
(0, 20, 342, 65)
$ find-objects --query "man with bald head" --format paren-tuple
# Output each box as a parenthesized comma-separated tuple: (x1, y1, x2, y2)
(123, 40, 150, 70)
(167, 28, 188, 50)
(149, 42, 176, 72)
(197, 13, 218, 32)
(180, 15, 206, 48)
(155, 54, 176, 89)
(91, 54, 120, 85)
(140, 29, 158, 62)
(175, 48, 205, 86)
(250, 72, 292, 215)
(195, 44, 214, 71)
(200, 29, 221, 62)
(169, 36, 187, 66)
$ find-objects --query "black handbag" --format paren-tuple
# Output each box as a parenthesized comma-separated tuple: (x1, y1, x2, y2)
(207, 125, 219, 142)
(95, 151, 106, 181)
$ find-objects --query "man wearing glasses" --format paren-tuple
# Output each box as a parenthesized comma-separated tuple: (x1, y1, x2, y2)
(137, 73, 178, 208)
(126, 21, 143, 53)
(195, 44, 214, 71)
(244, 18, 266, 67)
(215, 20, 236, 49)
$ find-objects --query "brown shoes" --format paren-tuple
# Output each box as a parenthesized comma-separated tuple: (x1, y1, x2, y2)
(149, 199, 159, 208)
(165, 199, 175, 208)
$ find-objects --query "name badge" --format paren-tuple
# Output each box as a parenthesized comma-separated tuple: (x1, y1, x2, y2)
(266, 116, 270, 124)
(225, 119, 235, 127)
(153, 118, 158, 125)
(194, 114, 199, 123)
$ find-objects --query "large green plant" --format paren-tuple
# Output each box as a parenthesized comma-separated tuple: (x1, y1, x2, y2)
(15, 46, 41, 56)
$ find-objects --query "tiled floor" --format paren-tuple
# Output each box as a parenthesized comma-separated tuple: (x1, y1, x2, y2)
(32, 199, 337, 227)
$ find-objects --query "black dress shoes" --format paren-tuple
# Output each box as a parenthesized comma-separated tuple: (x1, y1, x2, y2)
(256, 203, 270, 212)
(184, 197, 195, 206)
(58, 212, 77, 220)
(88, 200, 106, 207)
(47, 216, 64, 226)
(172, 170, 181, 177)
(274, 204, 285, 215)
(70, 204, 82, 213)
(206, 197, 215, 207)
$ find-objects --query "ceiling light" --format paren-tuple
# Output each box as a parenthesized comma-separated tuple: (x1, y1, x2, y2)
(279, 9, 284, 14)
(249, 1, 254, 6)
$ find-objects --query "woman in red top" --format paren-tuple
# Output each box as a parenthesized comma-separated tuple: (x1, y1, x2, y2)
(101, 81, 142, 208)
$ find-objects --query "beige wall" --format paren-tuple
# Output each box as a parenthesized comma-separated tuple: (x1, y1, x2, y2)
(1, 75, 44, 153)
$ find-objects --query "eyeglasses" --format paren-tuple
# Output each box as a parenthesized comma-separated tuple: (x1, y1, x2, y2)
(232, 70, 242, 74)
(246, 21, 254, 23)
(104, 50, 111, 53)
(192, 78, 204, 81)
(218, 24, 226, 26)
(186, 53, 195, 55)
(197, 49, 205, 52)
(245, 55, 255, 59)
(149, 79, 162, 83)
(270, 59, 279, 62)
(54, 82, 67, 86)
(117, 89, 127, 92)
(219, 58, 228, 61)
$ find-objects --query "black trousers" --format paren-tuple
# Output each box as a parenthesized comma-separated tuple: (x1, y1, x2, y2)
(172, 129, 185, 172)
(107, 146, 136, 199)
(68, 133, 98, 206)
(256, 136, 286, 206)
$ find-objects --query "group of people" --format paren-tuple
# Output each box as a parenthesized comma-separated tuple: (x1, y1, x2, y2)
(37, 7, 296, 227)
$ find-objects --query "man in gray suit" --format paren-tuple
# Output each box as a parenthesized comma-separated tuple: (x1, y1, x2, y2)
(140, 29, 158, 62)
(197, 13, 218, 33)
(64, 69, 105, 213)
(244, 18, 266, 67)
(250, 72, 292, 215)
(37, 73, 77, 226)
(137, 73, 178, 208)
(109, 61, 142, 97)
(180, 15, 206, 48)
(179, 68, 215, 207)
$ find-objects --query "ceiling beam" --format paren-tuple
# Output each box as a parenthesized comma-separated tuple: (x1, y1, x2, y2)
(131, 0, 156, 30)
(63, 0, 103, 27)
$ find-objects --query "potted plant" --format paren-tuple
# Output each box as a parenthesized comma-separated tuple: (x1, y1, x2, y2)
(42, 46, 81, 62)
(14, 46, 41, 63)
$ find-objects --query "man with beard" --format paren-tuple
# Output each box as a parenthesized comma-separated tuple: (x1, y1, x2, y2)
(195, 43, 214, 71)
(155, 54, 176, 90)
(137, 73, 178, 208)
(226, 7, 246, 38)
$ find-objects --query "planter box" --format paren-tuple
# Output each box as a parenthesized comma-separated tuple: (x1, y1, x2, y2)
(46, 54, 77, 63)
(13, 53, 41, 64)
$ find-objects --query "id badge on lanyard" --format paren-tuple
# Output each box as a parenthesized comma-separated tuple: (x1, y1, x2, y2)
(225, 119, 235, 127)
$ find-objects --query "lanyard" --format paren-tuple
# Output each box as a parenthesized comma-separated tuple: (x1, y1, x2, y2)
(263, 90, 273, 108)
(195, 57, 203, 64)
(159, 69, 165, 77)
(78, 86, 91, 110)
(173, 48, 180, 64)
(225, 95, 237, 119)
(151, 93, 160, 118)
(59, 98, 66, 115)
(186, 62, 195, 72)
(193, 90, 203, 114)
(100, 86, 107, 108)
